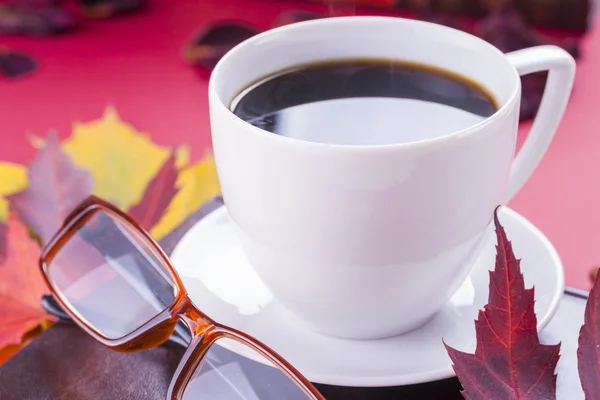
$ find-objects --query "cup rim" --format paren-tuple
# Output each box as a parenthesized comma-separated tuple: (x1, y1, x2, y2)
(209, 16, 521, 151)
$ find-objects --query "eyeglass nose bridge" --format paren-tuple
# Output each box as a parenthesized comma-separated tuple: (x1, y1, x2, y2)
(172, 295, 218, 339)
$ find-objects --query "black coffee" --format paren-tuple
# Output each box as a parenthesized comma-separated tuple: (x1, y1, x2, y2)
(231, 59, 498, 146)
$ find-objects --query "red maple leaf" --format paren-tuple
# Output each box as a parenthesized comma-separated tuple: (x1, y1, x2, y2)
(7, 133, 93, 245)
(127, 152, 178, 231)
(578, 266, 600, 399)
(0, 212, 49, 348)
(445, 209, 561, 400)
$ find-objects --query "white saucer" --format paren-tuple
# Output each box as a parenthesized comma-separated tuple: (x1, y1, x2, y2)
(171, 205, 564, 387)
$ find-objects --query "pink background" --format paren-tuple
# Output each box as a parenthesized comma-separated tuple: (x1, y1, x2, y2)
(2, 0, 599, 289)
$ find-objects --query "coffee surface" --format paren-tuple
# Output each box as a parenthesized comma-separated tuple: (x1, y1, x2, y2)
(232, 59, 498, 146)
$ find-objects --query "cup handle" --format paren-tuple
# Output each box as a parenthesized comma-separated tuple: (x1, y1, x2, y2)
(505, 45, 576, 201)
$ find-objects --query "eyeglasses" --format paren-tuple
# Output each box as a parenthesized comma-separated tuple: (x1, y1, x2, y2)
(40, 196, 326, 400)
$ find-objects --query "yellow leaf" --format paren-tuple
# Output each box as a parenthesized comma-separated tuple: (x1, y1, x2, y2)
(0, 163, 28, 222)
(60, 106, 189, 210)
(150, 154, 221, 240)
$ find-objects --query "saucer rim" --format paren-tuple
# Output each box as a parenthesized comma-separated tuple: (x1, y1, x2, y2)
(172, 205, 565, 387)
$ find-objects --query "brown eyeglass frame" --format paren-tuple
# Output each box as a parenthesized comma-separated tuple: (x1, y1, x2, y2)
(39, 196, 326, 400)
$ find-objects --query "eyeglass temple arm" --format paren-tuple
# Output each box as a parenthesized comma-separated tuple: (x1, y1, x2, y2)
(40, 295, 192, 348)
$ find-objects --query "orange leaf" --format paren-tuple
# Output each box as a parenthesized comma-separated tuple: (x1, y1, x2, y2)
(0, 212, 49, 349)
(0, 343, 21, 365)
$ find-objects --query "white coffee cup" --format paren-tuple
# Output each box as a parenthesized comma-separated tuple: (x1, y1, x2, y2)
(208, 16, 575, 339)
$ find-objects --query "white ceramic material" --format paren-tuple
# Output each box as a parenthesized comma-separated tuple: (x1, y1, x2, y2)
(171, 205, 564, 387)
(208, 16, 575, 339)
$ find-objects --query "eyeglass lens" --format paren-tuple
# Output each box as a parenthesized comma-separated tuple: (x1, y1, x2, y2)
(183, 337, 312, 400)
(47, 210, 178, 339)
